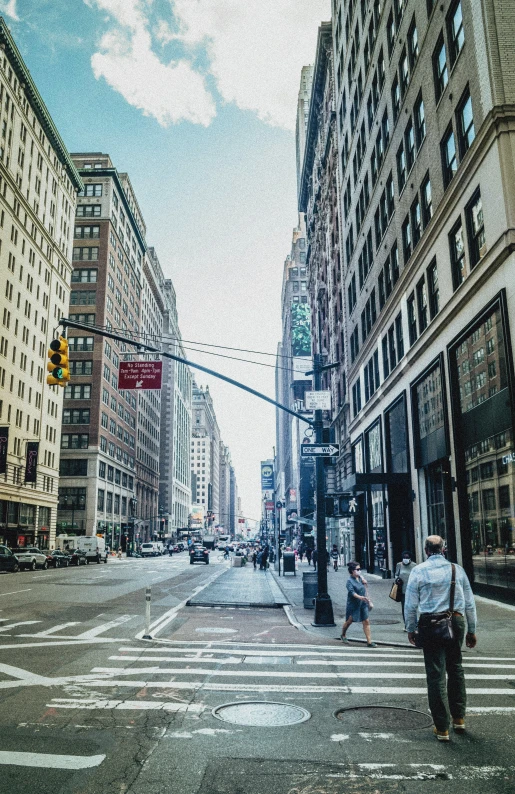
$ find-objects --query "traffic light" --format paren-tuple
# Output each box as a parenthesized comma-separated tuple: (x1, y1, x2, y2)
(46, 336, 70, 387)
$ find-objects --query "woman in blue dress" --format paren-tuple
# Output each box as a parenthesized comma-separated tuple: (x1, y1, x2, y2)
(340, 561, 377, 647)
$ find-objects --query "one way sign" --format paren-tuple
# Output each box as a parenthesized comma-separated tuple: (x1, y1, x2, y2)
(300, 443, 340, 457)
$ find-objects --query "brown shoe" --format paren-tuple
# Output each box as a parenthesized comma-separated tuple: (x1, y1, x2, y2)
(452, 718, 465, 732)
(433, 728, 450, 742)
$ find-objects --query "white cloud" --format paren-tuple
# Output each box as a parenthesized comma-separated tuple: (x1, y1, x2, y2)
(172, 0, 330, 131)
(84, 0, 329, 130)
(86, 0, 216, 127)
(0, 0, 19, 21)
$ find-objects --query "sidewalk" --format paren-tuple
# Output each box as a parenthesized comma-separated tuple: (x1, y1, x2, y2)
(269, 559, 515, 656)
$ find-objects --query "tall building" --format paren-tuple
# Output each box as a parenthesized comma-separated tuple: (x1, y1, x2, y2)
(298, 21, 347, 552)
(328, 0, 515, 601)
(218, 441, 232, 532)
(138, 246, 165, 541)
(296, 65, 315, 195)
(0, 20, 82, 549)
(61, 153, 145, 550)
(229, 465, 238, 536)
(275, 215, 315, 548)
(159, 277, 192, 539)
(190, 382, 220, 528)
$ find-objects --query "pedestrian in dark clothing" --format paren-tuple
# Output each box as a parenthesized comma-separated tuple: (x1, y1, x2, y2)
(298, 546, 304, 562)
(405, 535, 477, 742)
(252, 550, 257, 569)
(340, 561, 376, 647)
(306, 547, 312, 566)
(312, 548, 318, 571)
(261, 547, 269, 570)
(394, 550, 417, 623)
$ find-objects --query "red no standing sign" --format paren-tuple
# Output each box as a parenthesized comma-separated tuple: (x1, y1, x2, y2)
(118, 360, 163, 390)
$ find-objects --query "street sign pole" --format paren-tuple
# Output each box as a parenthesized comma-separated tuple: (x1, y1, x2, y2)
(311, 353, 335, 627)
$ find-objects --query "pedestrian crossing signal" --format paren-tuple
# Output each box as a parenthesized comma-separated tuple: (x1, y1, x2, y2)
(46, 336, 70, 387)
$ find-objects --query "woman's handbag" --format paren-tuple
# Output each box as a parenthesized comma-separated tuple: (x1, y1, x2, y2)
(414, 564, 456, 649)
(389, 580, 403, 602)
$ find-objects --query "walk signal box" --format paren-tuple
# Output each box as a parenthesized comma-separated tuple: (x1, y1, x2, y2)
(47, 337, 70, 386)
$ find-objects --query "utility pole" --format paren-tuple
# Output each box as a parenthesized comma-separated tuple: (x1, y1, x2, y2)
(307, 354, 337, 627)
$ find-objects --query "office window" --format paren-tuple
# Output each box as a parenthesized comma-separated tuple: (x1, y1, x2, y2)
(378, 271, 385, 309)
(70, 290, 96, 306)
(72, 247, 99, 261)
(414, 92, 426, 148)
(65, 383, 92, 399)
(69, 313, 95, 325)
(417, 277, 428, 333)
(427, 260, 439, 319)
(392, 75, 400, 121)
(405, 120, 415, 171)
(433, 35, 448, 101)
(352, 378, 362, 417)
(61, 433, 89, 449)
(441, 127, 457, 187)
(450, 219, 466, 290)
(408, 18, 418, 69)
(408, 292, 417, 345)
(63, 408, 90, 425)
(466, 190, 485, 267)
(97, 489, 105, 511)
(68, 336, 94, 352)
(399, 47, 409, 97)
(71, 269, 97, 283)
(402, 215, 412, 262)
(75, 225, 100, 239)
(397, 142, 406, 191)
(448, 0, 464, 65)
(59, 459, 88, 477)
(76, 205, 101, 218)
(421, 173, 433, 227)
(80, 184, 102, 197)
(457, 88, 475, 156)
(391, 241, 400, 284)
(350, 326, 360, 363)
(411, 197, 422, 248)
(395, 312, 404, 358)
(364, 350, 380, 403)
(387, 10, 396, 56)
(69, 360, 93, 376)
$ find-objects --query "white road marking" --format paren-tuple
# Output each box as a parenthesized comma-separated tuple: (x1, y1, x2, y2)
(0, 621, 41, 633)
(89, 666, 515, 681)
(109, 655, 244, 664)
(47, 698, 205, 712)
(78, 680, 515, 695)
(0, 751, 105, 770)
(118, 646, 422, 659)
(74, 615, 136, 639)
(297, 659, 515, 670)
(0, 589, 32, 597)
(29, 623, 81, 637)
(359, 732, 411, 743)
(467, 706, 515, 713)
(0, 638, 127, 650)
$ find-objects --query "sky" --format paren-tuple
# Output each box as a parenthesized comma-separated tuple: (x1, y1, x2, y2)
(0, 0, 330, 525)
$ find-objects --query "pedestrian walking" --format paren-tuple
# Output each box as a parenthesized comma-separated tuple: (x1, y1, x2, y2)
(331, 544, 339, 571)
(340, 561, 377, 647)
(306, 547, 312, 566)
(261, 546, 269, 570)
(117, 547, 122, 560)
(405, 535, 477, 742)
(252, 550, 257, 569)
(394, 550, 417, 624)
(298, 546, 304, 563)
(312, 548, 318, 571)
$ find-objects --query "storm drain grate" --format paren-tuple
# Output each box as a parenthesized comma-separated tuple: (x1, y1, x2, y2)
(213, 701, 310, 727)
(335, 705, 432, 731)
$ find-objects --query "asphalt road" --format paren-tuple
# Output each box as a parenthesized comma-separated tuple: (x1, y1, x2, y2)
(0, 553, 514, 794)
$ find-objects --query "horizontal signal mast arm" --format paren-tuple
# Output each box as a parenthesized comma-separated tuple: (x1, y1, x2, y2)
(59, 318, 313, 427)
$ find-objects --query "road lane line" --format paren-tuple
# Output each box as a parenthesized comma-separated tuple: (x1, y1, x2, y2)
(108, 655, 244, 664)
(30, 623, 81, 637)
(0, 751, 105, 769)
(0, 621, 40, 633)
(0, 589, 32, 597)
(74, 615, 136, 639)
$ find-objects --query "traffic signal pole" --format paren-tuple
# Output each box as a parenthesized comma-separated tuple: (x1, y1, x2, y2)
(308, 354, 335, 627)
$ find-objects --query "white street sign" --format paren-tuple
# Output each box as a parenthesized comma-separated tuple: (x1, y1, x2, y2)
(300, 444, 340, 457)
(304, 391, 332, 410)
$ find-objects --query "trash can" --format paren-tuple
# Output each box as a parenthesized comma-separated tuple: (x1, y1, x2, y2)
(282, 551, 296, 575)
(232, 555, 242, 567)
(303, 571, 318, 609)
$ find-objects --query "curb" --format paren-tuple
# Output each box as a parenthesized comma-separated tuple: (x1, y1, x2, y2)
(282, 605, 413, 648)
(186, 600, 286, 609)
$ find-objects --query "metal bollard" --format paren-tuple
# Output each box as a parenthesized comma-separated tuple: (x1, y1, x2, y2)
(142, 585, 152, 639)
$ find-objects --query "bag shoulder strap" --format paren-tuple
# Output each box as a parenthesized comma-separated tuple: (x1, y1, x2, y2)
(449, 563, 456, 613)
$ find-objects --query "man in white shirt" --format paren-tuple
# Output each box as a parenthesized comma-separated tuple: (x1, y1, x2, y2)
(404, 535, 477, 742)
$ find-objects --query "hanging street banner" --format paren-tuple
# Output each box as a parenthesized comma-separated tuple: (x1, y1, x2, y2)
(25, 441, 39, 483)
(118, 360, 163, 390)
(0, 426, 8, 474)
(261, 461, 274, 490)
(300, 443, 340, 457)
(304, 390, 332, 410)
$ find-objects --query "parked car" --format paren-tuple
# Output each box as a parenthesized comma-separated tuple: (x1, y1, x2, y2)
(46, 549, 71, 568)
(0, 545, 20, 572)
(68, 548, 89, 566)
(190, 544, 210, 565)
(12, 546, 48, 570)
(177, 543, 185, 551)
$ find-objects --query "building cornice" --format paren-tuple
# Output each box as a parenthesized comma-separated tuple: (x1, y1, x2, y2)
(0, 18, 82, 192)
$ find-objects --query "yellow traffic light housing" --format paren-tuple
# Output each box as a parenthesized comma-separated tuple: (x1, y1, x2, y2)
(46, 337, 70, 387)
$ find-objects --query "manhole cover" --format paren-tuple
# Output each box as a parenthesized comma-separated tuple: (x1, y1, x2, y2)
(213, 701, 310, 726)
(335, 705, 432, 731)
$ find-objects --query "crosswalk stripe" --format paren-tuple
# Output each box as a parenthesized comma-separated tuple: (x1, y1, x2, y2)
(0, 621, 41, 633)
(90, 665, 515, 681)
(29, 623, 80, 637)
(109, 655, 244, 664)
(80, 680, 515, 695)
(117, 646, 422, 658)
(296, 660, 515, 669)
(0, 751, 105, 770)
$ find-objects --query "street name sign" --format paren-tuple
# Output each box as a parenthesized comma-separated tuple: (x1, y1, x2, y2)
(300, 443, 340, 457)
(118, 360, 163, 390)
(304, 390, 332, 410)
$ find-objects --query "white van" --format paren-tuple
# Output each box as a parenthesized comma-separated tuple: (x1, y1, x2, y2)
(155, 541, 165, 555)
(76, 536, 108, 564)
(141, 542, 159, 557)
